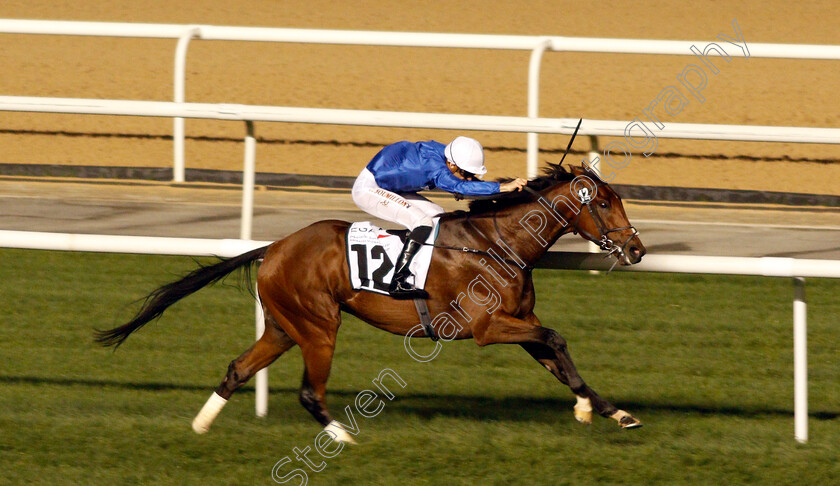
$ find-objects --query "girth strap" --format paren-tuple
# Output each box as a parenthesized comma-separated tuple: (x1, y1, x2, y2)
(413, 298, 438, 341)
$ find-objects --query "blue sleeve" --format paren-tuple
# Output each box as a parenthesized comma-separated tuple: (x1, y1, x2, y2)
(433, 169, 501, 196)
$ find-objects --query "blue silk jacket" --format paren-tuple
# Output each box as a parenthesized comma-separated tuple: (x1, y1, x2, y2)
(365, 141, 501, 196)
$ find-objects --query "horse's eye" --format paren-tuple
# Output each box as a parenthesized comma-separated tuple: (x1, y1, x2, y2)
(598, 201, 609, 209)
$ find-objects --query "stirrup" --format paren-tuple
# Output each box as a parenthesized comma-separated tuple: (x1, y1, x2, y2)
(388, 275, 429, 300)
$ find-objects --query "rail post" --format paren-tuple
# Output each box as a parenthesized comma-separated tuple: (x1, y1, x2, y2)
(586, 134, 602, 272)
(242, 119, 264, 417)
(586, 134, 600, 173)
(173, 26, 201, 183)
(241, 121, 257, 241)
(254, 281, 268, 417)
(793, 276, 808, 443)
(526, 38, 553, 179)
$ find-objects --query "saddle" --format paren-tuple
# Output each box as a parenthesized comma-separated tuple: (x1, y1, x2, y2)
(346, 220, 440, 340)
(346, 221, 437, 295)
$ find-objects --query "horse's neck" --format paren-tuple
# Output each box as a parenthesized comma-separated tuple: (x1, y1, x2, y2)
(453, 184, 576, 265)
(500, 187, 576, 263)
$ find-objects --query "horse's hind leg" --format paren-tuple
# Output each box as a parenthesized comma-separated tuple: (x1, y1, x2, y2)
(297, 331, 358, 444)
(192, 310, 296, 434)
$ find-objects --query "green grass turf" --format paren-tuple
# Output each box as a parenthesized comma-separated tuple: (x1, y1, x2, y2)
(0, 248, 838, 485)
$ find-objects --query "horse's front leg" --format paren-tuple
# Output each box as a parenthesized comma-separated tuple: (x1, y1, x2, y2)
(519, 342, 639, 427)
(473, 312, 641, 429)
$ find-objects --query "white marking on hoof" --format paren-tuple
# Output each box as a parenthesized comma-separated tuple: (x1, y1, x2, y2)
(324, 420, 358, 445)
(192, 392, 227, 434)
(573, 396, 593, 425)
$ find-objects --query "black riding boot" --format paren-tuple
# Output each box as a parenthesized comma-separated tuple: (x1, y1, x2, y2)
(389, 226, 432, 299)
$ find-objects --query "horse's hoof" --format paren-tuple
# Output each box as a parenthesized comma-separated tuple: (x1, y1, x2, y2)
(573, 396, 593, 425)
(619, 415, 643, 429)
(324, 420, 358, 445)
(611, 410, 643, 429)
(574, 408, 593, 425)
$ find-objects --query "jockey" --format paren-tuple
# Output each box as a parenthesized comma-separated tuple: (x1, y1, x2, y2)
(352, 136, 527, 299)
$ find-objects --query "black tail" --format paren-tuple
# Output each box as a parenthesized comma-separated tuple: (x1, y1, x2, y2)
(94, 245, 270, 348)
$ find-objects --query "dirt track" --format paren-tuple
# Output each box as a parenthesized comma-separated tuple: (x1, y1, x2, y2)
(0, 1, 837, 194)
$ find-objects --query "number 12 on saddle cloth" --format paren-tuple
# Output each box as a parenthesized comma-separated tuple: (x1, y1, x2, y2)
(345, 219, 439, 295)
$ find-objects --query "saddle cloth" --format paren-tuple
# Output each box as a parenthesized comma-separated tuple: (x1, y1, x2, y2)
(346, 218, 439, 295)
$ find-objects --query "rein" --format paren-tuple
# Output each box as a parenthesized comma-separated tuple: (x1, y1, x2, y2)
(436, 118, 638, 272)
(428, 212, 533, 272)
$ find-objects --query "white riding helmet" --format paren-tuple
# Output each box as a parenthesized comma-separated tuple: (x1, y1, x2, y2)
(444, 136, 487, 177)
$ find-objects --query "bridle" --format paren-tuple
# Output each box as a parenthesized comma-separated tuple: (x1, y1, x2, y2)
(529, 183, 639, 270)
(578, 200, 639, 268)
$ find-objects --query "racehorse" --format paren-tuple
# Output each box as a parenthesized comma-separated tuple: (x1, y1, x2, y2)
(95, 163, 646, 442)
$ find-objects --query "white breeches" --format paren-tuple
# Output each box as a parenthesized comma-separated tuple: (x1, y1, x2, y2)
(352, 168, 444, 230)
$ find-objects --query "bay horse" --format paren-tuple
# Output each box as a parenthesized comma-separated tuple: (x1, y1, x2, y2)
(95, 163, 646, 442)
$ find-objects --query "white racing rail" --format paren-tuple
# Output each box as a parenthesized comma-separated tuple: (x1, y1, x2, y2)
(2, 19, 839, 57)
(1, 229, 837, 443)
(2, 19, 839, 179)
(1, 94, 839, 243)
(2, 96, 839, 143)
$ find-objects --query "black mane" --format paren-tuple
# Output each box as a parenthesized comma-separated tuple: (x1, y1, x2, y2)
(465, 163, 578, 215)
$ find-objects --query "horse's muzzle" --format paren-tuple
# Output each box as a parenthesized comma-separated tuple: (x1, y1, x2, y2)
(612, 229, 645, 266)
(627, 245, 645, 264)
